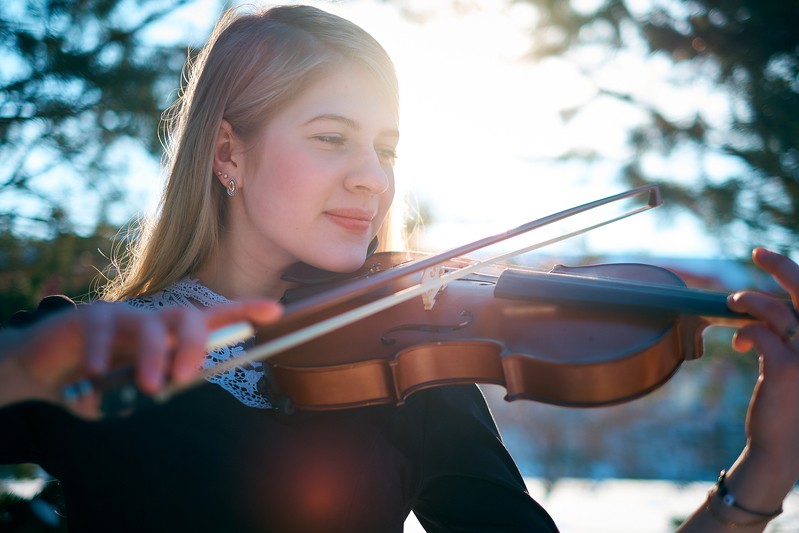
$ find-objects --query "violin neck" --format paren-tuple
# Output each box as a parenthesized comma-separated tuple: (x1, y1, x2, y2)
(494, 269, 753, 327)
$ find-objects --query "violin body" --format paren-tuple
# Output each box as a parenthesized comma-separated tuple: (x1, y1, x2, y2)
(72, 185, 721, 414)
(261, 254, 725, 411)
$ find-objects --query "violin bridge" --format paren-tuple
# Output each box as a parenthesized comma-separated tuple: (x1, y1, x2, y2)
(421, 264, 446, 310)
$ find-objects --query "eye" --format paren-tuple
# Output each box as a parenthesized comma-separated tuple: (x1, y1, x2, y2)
(314, 134, 346, 146)
(377, 145, 398, 164)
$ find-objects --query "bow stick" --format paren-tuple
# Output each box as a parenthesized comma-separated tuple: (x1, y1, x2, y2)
(63, 185, 662, 409)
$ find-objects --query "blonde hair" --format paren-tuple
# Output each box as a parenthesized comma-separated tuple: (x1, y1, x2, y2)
(102, 5, 400, 301)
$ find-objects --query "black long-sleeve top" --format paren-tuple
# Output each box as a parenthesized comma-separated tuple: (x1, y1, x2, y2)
(1, 286, 558, 532)
(1, 382, 558, 532)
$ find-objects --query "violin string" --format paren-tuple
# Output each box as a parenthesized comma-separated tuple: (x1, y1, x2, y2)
(157, 193, 661, 401)
(259, 186, 662, 328)
(59, 186, 661, 405)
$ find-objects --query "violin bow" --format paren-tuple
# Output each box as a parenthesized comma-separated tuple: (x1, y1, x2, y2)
(63, 185, 662, 407)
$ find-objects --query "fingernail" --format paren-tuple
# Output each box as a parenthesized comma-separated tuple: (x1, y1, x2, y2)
(146, 371, 165, 393)
(756, 247, 776, 258)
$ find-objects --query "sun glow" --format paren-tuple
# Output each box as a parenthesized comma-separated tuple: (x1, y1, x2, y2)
(117, 0, 729, 260)
(289, 0, 722, 260)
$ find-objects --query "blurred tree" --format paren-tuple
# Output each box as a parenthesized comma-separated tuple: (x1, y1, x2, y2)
(517, 0, 799, 255)
(0, 214, 118, 319)
(0, 0, 222, 236)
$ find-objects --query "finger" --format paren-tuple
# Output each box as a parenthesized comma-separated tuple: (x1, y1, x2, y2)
(752, 248, 799, 307)
(728, 290, 796, 341)
(164, 307, 208, 384)
(733, 323, 787, 355)
(126, 311, 171, 395)
(81, 303, 117, 375)
(733, 323, 799, 382)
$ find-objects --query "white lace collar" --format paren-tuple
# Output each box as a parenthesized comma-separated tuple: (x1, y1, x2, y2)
(125, 278, 273, 409)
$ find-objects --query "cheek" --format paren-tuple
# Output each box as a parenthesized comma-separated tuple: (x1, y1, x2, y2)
(251, 144, 311, 204)
(380, 175, 396, 214)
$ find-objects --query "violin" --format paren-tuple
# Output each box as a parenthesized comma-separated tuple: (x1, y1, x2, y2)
(63, 185, 770, 414)
(258, 252, 751, 412)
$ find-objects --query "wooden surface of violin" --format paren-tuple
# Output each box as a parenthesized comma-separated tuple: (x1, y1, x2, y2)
(260, 256, 752, 412)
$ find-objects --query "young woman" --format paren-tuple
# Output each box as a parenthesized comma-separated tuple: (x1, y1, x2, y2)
(2, 4, 799, 533)
(2, 6, 557, 532)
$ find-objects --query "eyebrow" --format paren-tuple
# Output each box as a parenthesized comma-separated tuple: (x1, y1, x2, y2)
(306, 114, 400, 139)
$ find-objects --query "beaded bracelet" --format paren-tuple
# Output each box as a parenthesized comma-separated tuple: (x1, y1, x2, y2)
(705, 498, 773, 528)
(706, 470, 783, 528)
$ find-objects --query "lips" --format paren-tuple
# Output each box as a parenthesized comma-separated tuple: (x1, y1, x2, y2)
(325, 208, 375, 233)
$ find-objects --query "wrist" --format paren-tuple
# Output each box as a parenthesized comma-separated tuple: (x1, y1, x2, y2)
(703, 469, 783, 530)
(714, 451, 794, 526)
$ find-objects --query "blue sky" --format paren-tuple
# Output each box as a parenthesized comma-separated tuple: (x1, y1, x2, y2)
(139, 0, 744, 260)
(9, 0, 746, 260)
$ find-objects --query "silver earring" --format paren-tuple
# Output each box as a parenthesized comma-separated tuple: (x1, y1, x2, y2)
(226, 177, 237, 197)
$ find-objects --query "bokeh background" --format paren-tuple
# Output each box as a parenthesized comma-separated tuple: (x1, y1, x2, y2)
(2, 0, 798, 531)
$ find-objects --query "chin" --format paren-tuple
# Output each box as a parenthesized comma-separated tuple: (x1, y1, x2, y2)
(305, 245, 370, 274)
(326, 256, 369, 274)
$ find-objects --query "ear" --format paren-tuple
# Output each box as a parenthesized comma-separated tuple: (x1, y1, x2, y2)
(213, 120, 244, 188)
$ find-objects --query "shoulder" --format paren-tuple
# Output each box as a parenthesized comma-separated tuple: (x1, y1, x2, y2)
(3, 295, 76, 328)
(124, 278, 229, 310)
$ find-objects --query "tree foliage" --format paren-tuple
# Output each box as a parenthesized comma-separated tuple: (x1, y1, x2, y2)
(0, 0, 217, 235)
(0, 218, 117, 319)
(519, 0, 799, 255)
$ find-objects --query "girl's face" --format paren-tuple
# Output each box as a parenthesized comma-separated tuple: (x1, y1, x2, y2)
(230, 63, 399, 273)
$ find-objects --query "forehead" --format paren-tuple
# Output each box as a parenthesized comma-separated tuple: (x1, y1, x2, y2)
(275, 63, 399, 131)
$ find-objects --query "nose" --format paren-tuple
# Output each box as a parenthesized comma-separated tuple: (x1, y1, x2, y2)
(344, 148, 392, 195)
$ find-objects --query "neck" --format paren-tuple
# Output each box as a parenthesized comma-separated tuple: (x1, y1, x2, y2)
(196, 240, 295, 301)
